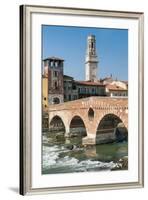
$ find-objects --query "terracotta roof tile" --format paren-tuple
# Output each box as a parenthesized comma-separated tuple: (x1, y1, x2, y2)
(106, 84, 127, 91)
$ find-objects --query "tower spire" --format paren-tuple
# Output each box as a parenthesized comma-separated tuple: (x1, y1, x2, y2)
(85, 35, 98, 82)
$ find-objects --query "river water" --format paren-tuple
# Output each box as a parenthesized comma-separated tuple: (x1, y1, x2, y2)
(42, 131, 128, 174)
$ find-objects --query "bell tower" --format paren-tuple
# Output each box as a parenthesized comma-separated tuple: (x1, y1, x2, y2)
(85, 35, 98, 82)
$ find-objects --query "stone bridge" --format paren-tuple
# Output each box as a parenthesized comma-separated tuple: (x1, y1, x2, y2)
(47, 97, 128, 145)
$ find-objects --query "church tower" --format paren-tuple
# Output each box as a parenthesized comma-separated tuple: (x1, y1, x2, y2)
(85, 35, 98, 82)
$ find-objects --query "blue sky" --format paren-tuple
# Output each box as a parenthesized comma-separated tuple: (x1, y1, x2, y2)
(42, 25, 128, 81)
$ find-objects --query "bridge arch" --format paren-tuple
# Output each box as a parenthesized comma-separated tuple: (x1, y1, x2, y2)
(96, 113, 128, 142)
(49, 115, 65, 132)
(69, 115, 87, 137)
(97, 113, 122, 131)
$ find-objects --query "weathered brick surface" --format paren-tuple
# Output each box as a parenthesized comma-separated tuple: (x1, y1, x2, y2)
(47, 97, 128, 138)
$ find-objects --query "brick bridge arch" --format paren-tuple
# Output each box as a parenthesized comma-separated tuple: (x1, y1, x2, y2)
(48, 97, 128, 144)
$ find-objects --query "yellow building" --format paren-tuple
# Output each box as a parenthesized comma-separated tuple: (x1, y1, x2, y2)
(42, 75, 48, 109)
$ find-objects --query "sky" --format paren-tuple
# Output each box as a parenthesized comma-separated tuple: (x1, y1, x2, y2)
(42, 25, 128, 81)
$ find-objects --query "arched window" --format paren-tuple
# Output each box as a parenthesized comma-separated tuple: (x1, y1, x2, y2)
(54, 81, 58, 89)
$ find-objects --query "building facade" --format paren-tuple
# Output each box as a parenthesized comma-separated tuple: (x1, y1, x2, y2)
(42, 75, 48, 109)
(63, 78, 106, 101)
(111, 80, 128, 90)
(76, 81, 106, 98)
(101, 75, 128, 97)
(106, 84, 128, 97)
(63, 75, 78, 101)
(43, 56, 64, 104)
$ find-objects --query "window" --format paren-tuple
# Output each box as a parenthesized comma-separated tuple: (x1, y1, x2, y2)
(87, 88, 89, 94)
(53, 97, 60, 104)
(82, 88, 85, 93)
(55, 61, 58, 67)
(55, 81, 58, 89)
(94, 88, 96, 94)
(44, 97, 46, 101)
(54, 71, 58, 77)
(69, 95, 71, 101)
(50, 61, 53, 67)
(72, 84, 76, 90)
(92, 88, 94, 93)
(100, 88, 105, 95)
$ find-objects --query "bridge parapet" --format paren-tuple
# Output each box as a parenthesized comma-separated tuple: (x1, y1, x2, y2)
(48, 97, 128, 111)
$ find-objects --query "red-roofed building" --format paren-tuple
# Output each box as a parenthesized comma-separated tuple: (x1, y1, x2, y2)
(63, 75, 78, 101)
(76, 81, 106, 99)
(106, 84, 128, 97)
(63, 78, 106, 102)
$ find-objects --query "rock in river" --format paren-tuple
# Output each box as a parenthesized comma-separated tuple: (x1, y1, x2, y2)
(111, 156, 128, 170)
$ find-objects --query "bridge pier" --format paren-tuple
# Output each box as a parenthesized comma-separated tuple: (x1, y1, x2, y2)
(82, 134, 96, 145)
(82, 123, 97, 145)
(65, 125, 70, 137)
